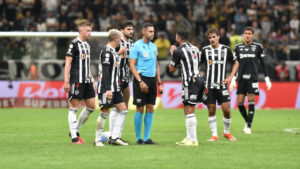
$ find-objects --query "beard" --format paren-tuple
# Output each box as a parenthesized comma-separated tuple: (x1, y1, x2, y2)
(175, 41, 180, 47)
(125, 34, 132, 39)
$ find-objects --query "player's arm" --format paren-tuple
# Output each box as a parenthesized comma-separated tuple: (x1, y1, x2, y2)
(101, 52, 113, 99)
(223, 49, 239, 85)
(168, 45, 179, 73)
(156, 60, 163, 94)
(129, 44, 148, 93)
(258, 45, 272, 90)
(229, 46, 240, 91)
(64, 56, 72, 93)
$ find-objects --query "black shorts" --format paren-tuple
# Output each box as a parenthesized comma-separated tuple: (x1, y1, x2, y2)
(119, 80, 129, 90)
(182, 77, 205, 106)
(98, 91, 125, 108)
(133, 75, 157, 106)
(237, 80, 259, 95)
(203, 87, 230, 105)
(68, 82, 95, 101)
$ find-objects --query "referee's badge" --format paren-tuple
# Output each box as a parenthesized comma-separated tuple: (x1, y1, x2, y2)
(143, 51, 148, 58)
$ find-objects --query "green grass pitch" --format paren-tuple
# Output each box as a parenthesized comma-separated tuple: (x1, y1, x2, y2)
(0, 108, 299, 169)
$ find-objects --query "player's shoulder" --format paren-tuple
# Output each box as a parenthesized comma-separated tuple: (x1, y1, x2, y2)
(235, 43, 244, 47)
(201, 45, 210, 51)
(221, 44, 231, 50)
(71, 38, 79, 44)
(252, 42, 263, 48)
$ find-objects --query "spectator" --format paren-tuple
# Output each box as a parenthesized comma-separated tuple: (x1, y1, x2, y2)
(46, 11, 59, 31)
(252, 20, 262, 41)
(21, 10, 34, 30)
(276, 62, 289, 81)
(154, 32, 171, 60)
(36, 17, 46, 32)
(4, 0, 18, 22)
(219, 27, 230, 46)
(234, 7, 248, 35)
(29, 61, 38, 80)
(289, 13, 299, 33)
(229, 29, 242, 51)
(288, 31, 300, 61)
(261, 16, 272, 41)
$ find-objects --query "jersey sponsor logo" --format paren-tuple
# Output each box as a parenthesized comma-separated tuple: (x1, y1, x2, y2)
(212, 60, 225, 64)
(82, 54, 86, 59)
(242, 74, 251, 79)
(240, 54, 255, 59)
(209, 60, 212, 65)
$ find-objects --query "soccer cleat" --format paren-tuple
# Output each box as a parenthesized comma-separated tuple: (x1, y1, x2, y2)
(136, 139, 144, 145)
(144, 139, 158, 145)
(115, 138, 129, 146)
(243, 123, 248, 133)
(72, 141, 84, 144)
(179, 139, 199, 146)
(207, 136, 219, 142)
(94, 141, 105, 147)
(223, 132, 237, 141)
(244, 127, 252, 134)
(176, 138, 189, 145)
(77, 136, 85, 144)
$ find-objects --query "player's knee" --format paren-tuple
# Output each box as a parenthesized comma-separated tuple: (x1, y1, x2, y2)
(136, 106, 144, 113)
(146, 106, 154, 113)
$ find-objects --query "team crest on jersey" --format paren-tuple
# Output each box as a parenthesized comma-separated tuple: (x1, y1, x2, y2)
(251, 45, 256, 52)
(208, 51, 212, 56)
(221, 50, 225, 57)
(75, 89, 79, 95)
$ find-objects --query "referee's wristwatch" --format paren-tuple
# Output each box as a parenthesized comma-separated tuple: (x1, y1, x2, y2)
(138, 77, 142, 83)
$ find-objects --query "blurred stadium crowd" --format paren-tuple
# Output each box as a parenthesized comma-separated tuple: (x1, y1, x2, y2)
(0, 0, 299, 80)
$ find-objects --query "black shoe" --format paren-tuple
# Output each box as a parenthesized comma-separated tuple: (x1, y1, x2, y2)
(108, 138, 118, 146)
(144, 139, 158, 145)
(136, 139, 144, 145)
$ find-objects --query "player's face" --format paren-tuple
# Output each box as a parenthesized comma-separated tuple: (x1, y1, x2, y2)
(243, 30, 253, 43)
(175, 34, 181, 47)
(122, 26, 134, 38)
(207, 33, 219, 47)
(114, 36, 121, 47)
(80, 26, 92, 40)
(143, 26, 155, 41)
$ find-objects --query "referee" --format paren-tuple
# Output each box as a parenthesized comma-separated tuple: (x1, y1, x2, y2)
(129, 23, 163, 145)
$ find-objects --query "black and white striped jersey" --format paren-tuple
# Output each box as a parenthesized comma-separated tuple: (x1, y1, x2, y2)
(98, 45, 121, 93)
(66, 38, 92, 83)
(169, 43, 201, 87)
(200, 44, 236, 89)
(234, 42, 268, 81)
(119, 37, 134, 83)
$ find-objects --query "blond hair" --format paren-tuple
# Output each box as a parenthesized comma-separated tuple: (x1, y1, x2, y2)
(108, 29, 121, 42)
(77, 20, 92, 30)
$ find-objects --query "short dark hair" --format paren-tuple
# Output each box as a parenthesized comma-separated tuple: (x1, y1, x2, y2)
(205, 28, 219, 37)
(243, 26, 254, 34)
(142, 22, 154, 30)
(176, 30, 189, 41)
(121, 20, 133, 30)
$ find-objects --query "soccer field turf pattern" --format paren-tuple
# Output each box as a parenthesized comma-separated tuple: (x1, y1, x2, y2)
(0, 108, 299, 169)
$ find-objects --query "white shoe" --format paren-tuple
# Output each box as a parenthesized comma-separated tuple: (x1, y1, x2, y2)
(178, 139, 199, 146)
(243, 122, 248, 133)
(176, 138, 189, 145)
(244, 127, 252, 134)
(115, 138, 129, 146)
(94, 141, 105, 147)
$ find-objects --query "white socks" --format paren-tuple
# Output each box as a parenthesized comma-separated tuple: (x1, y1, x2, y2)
(111, 110, 128, 139)
(186, 114, 197, 142)
(208, 116, 218, 137)
(223, 117, 231, 134)
(109, 107, 118, 137)
(68, 108, 78, 139)
(77, 107, 94, 132)
(95, 112, 108, 143)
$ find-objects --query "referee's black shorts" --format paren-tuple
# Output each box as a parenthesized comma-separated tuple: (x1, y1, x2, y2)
(133, 75, 157, 106)
(237, 80, 259, 95)
(68, 82, 95, 101)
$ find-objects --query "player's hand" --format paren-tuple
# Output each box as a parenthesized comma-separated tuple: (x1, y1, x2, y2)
(222, 77, 231, 85)
(64, 81, 70, 93)
(159, 85, 163, 94)
(229, 76, 237, 92)
(170, 45, 176, 56)
(118, 46, 127, 56)
(106, 90, 112, 100)
(139, 81, 148, 94)
(265, 77, 272, 90)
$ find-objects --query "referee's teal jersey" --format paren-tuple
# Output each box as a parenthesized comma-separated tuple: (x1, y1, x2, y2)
(129, 39, 158, 77)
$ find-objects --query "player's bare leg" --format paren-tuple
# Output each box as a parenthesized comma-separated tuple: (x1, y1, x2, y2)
(207, 104, 219, 141)
(221, 102, 236, 141)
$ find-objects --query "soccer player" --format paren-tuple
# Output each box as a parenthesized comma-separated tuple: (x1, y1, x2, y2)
(109, 21, 134, 140)
(64, 20, 95, 144)
(129, 23, 163, 145)
(229, 27, 272, 134)
(200, 28, 239, 141)
(94, 29, 129, 146)
(169, 30, 205, 146)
